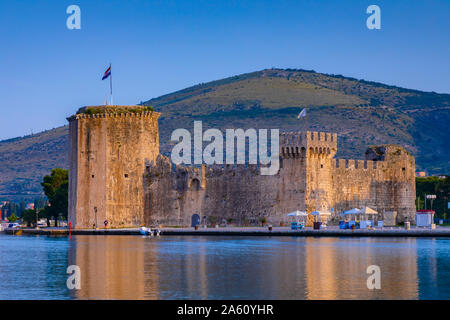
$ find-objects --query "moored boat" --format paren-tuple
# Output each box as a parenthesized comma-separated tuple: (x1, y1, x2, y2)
(139, 227, 152, 236)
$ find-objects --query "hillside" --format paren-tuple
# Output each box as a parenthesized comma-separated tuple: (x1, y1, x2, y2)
(1, 68, 449, 201)
(0, 126, 68, 201)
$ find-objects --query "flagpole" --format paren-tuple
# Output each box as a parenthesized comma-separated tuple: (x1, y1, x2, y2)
(305, 110, 308, 133)
(110, 63, 113, 105)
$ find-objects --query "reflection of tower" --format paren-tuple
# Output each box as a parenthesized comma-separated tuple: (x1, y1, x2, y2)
(304, 238, 339, 299)
(185, 238, 208, 299)
(67, 106, 160, 229)
(68, 236, 159, 299)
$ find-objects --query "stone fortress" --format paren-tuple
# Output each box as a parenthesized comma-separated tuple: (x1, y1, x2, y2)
(68, 106, 416, 229)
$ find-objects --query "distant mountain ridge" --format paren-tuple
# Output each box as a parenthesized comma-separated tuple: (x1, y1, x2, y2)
(1, 68, 449, 201)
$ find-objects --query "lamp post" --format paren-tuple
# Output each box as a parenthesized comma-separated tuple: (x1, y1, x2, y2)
(426, 195, 436, 211)
(94, 207, 98, 230)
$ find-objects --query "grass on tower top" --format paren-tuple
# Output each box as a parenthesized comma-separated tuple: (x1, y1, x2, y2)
(77, 105, 154, 115)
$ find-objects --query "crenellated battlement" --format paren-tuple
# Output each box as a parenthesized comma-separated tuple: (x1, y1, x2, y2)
(280, 131, 337, 158)
(280, 132, 307, 146)
(334, 158, 377, 170)
(67, 111, 159, 122)
(306, 131, 337, 158)
(280, 132, 306, 158)
(307, 131, 337, 143)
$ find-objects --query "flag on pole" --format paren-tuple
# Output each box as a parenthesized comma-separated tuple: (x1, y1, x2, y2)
(102, 66, 111, 80)
(297, 108, 306, 119)
(101, 64, 113, 105)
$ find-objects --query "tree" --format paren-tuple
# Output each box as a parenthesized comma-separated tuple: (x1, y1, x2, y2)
(22, 209, 36, 227)
(8, 213, 18, 223)
(19, 201, 26, 217)
(22, 209, 46, 227)
(34, 197, 47, 211)
(416, 176, 450, 219)
(41, 168, 68, 227)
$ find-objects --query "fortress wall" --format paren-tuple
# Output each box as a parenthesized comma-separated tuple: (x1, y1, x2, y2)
(68, 119, 79, 226)
(331, 146, 416, 222)
(306, 155, 335, 214)
(68, 108, 416, 229)
(145, 155, 181, 226)
(275, 156, 307, 219)
(68, 115, 108, 229)
(146, 155, 307, 226)
(331, 159, 377, 217)
(68, 109, 160, 229)
(201, 165, 279, 225)
(105, 112, 160, 227)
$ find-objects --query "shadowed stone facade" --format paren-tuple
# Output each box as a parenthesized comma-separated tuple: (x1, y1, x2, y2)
(68, 106, 415, 228)
(68, 106, 159, 229)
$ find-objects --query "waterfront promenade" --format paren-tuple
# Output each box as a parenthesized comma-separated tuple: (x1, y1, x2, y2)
(4, 226, 450, 237)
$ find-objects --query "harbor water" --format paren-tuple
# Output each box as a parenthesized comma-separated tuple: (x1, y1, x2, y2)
(0, 234, 449, 299)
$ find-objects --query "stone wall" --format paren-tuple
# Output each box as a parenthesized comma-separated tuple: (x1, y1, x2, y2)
(68, 107, 415, 228)
(144, 133, 415, 226)
(145, 153, 307, 226)
(68, 106, 160, 229)
(331, 145, 416, 223)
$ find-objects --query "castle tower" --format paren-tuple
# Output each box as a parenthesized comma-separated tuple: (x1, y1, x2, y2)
(304, 132, 337, 214)
(279, 131, 337, 216)
(67, 106, 160, 229)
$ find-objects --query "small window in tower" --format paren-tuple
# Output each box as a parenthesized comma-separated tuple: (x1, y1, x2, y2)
(320, 164, 323, 168)
(402, 168, 406, 171)
(124, 174, 129, 178)
(92, 175, 95, 178)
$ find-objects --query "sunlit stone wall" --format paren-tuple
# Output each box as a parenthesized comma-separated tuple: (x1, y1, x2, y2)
(68, 106, 160, 229)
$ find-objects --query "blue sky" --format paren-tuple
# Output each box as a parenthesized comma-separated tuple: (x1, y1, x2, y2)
(0, 0, 449, 140)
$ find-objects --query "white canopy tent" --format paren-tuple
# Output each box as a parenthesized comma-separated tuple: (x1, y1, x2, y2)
(342, 207, 377, 228)
(311, 211, 331, 216)
(360, 206, 377, 215)
(343, 208, 362, 215)
(360, 207, 378, 226)
(287, 210, 308, 224)
(287, 210, 308, 217)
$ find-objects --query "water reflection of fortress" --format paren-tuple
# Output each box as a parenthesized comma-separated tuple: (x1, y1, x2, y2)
(67, 105, 415, 229)
(68, 236, 423, 299)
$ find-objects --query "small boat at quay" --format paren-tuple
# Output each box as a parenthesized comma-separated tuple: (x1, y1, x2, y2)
(139, 227, 160, 237)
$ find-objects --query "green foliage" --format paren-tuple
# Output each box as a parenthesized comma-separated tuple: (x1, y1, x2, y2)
(1, 201, 19, 218)
(41, 168, 68, 226)
(34, 197, 48, 211)
(416, 176, 450, 218)
(208, 216, 218, 224)
(22, 209, 39, 227)
(8, 213, 18, 222)
(82, 106, 154, 115)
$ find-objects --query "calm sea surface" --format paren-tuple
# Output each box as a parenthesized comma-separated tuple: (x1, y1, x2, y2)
(0, 234, 449, 300)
